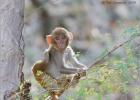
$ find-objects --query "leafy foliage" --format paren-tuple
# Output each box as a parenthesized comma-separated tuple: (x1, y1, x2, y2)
(63, 27, 140, 100)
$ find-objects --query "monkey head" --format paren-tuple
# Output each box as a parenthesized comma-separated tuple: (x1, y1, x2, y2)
(46, 27, 73, 50)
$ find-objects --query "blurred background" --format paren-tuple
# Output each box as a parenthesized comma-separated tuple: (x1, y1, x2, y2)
(23, 0, 140, 99)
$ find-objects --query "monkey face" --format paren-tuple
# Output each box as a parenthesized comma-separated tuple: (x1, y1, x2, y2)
(47, 27, 73, 50)
(54, 33, 68, 50)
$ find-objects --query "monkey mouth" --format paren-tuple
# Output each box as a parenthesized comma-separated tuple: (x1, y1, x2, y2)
(57, 43, 66, 49)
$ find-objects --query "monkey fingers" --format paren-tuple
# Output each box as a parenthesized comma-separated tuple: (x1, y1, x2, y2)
(78, 71, 87, 77)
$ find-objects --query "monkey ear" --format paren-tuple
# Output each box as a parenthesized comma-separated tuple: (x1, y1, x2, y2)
(46, 35, 53, 45)
(68, 32, 73, 43)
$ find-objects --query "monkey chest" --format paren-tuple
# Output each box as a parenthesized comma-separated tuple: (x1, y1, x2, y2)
(47, 65, 61, 79)
(53, 53, 64, 67)
(46, 53, 64, 79)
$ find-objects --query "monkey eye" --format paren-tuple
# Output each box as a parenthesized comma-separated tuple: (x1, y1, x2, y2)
(55, 37, 59, 40)
(54, 35, 66, 40)
(61, 35, 66, 39)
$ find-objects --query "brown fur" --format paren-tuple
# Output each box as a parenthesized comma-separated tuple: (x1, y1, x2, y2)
(32, 27, 87, 99)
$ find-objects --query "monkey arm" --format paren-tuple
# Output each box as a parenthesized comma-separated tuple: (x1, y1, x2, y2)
(32, 60, 60, 91)
(70, 56, 87, 69)
(60, 66, 80, 74)
(43, 49, 49, 63)
(67, 47, 88, 69)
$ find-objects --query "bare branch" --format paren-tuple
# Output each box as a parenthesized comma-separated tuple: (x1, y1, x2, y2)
(88, 34, 140, 69)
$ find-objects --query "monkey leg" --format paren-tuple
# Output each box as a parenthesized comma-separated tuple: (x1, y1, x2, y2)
(32, 60, 49, 89)
(32, 60, 58, 90)
(50, 72, 86, 99)
(48, 72, 87, 99)
(47, 76, 73, 98)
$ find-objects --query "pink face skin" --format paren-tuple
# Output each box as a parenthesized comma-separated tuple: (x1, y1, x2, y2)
(54, 34, 68, 50)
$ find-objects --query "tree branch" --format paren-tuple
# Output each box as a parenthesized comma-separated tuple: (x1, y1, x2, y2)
(88, 34, 140, 69)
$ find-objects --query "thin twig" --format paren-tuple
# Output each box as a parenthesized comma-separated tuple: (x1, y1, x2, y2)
(88, 34, 140, 69)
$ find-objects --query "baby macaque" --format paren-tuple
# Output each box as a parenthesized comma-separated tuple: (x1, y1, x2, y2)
(32, 27, 87, 100)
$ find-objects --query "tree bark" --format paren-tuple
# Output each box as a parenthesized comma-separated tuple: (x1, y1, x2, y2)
(0, 0, 24, 99)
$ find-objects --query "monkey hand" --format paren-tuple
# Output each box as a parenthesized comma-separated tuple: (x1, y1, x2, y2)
(77, 68, 86, 73)
(77, 68, 87, 78)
